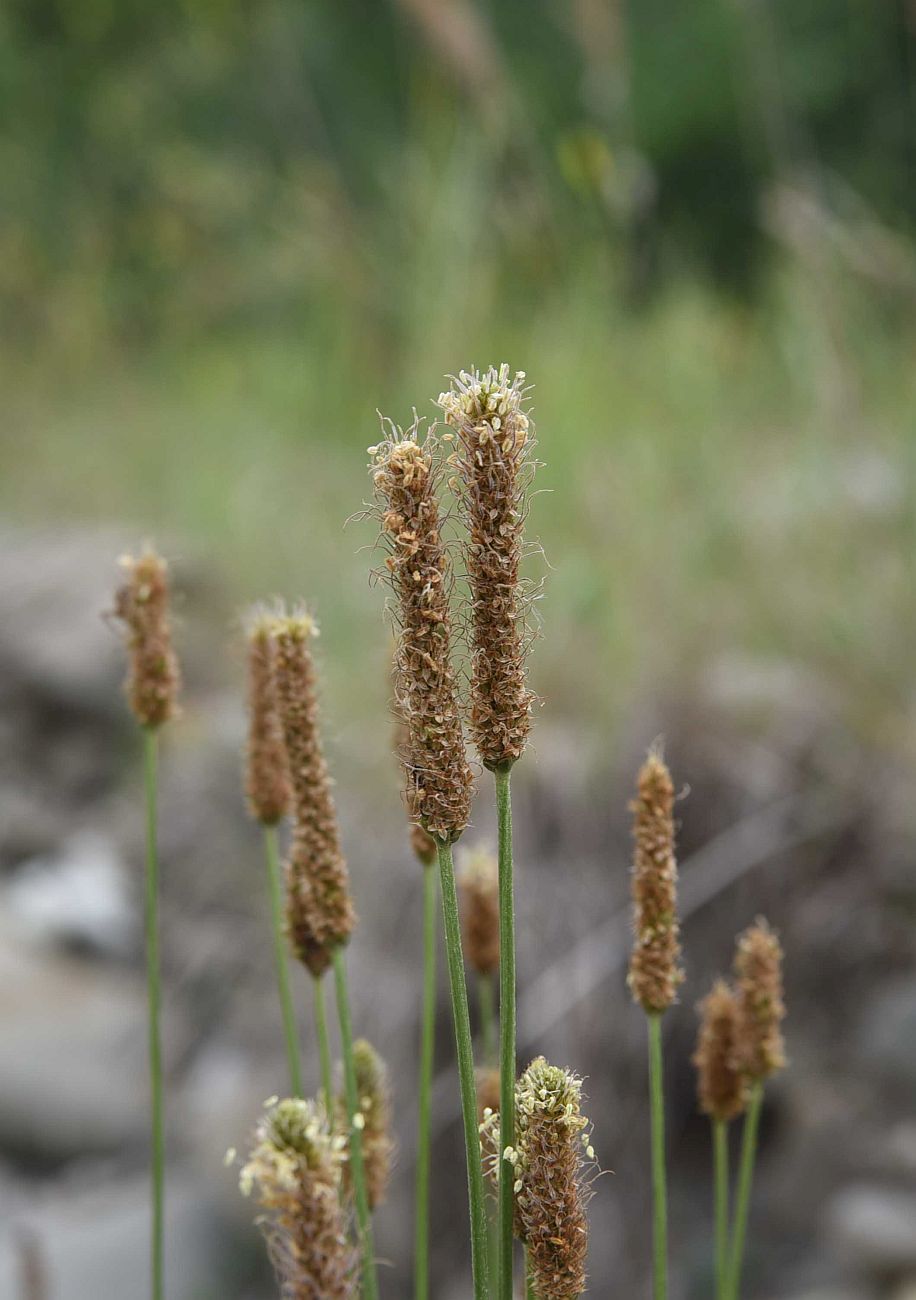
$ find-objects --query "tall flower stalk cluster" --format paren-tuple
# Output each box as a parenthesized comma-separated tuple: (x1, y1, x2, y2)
(109, 366, 790, 1300)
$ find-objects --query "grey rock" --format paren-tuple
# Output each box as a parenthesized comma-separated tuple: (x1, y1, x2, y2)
(826, 1184, 916, 1273)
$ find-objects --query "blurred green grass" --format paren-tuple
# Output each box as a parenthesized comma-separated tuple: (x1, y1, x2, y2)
(3, 258, 914, 751)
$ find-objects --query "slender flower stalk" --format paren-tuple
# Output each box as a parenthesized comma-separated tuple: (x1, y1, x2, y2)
(440, 364, 537, 1300)
(239, 1097, 357, 1298)
(628, 748, 683, 1300)
(370, 423, 487, 1298)
(459, 845, 500, 1065)
(313, 974, 334, 1109)
(113, 547, 180, 1300)
(415, 856, 437, 1300)
(693, 980, 747, 1299)
(726, 920, 786, 1300)
(243, 614, 302, 1096)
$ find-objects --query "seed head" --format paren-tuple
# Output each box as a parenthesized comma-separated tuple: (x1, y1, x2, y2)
(507, 1057, 594, 1300)
(734, 919, 786, 1081)
(693, 980, 747, 1123)
(458, 845, 500, 976)
(439, 364, 536, 771)
(239, 1097, 357, 1299)
(370, 423, 474, 842)
(337, 1040, 394, 1210)
(244, 611, 291, 826)
(272, 611, 356, 977)
(628, 748, 684, 1015)
(113, 547, 180, 729)
(392, 713, 438, 866)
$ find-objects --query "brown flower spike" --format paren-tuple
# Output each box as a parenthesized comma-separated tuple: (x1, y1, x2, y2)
(693, 980, 747, 1123)
(338, 1040, 395, 1211)
(734, 919, 786, 1081)
(505, 1058, 594, 1300)
(439, 365, 536, 771)
(240, 1097, 357, 1300)
(370, 423, 474, 842)
(272, 612, 356, 977)
(113, 547, 180, 729)
(458, 846, 500, 976)
(628, 748, 684, 1015)
(245, 612, 291, 826)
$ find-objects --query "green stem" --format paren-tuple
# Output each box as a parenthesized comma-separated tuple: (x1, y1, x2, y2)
(414, 864, 438, 1300)
(436, 838, 490, 1300)
(478, 972, 497, 1066)
(313, 974, 334, 1109)
(142, 728, 164, 1300)
(332, 948, 379, 1300)
(726, 1082, 763, 1300)
(714, 1119, 729, 1300)
(647, 1014, 668, 1300)
(262, 825, 303, 1098)
(495, 764, 516, 1300)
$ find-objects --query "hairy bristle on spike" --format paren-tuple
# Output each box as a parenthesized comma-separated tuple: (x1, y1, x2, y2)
(245, 613, 291, 826)
(693, 979, 747, 1122)
(734, 919, 786, 1081)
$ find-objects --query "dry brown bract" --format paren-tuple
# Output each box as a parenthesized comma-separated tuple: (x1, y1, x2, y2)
(439, 364, 536, 771)
(338, 1040, 395, 1211)
(693, 979, 747, 1123)
(113, 547, 180, 729)
(458, 845, 500, 976)
(506, 1058, 594, 1300)
(245, 612, 291, 826)
(240, 1098, 357, 1300)
(734, 918, 786, 1081)
(272, 612, 355, 976)
(628, 749, 684, 1015)
(370, 425, 473, 842)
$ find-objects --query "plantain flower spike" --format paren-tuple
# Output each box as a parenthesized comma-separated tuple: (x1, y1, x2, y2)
(337, 1039, 395, 1211)
(734, 918, 786, 1081)
(113, 546, 180, 729)
(239, 1097, 357, 1299)
(628, 746, 684, 1015)
(393, 713, 438, 866)
(244, 609, 291, 826)
(271, 610, 356, 977)
(439, 364, 536, 771)
(504, 1057, 595, 1300)
(476, 1066, 501, 1189)
(458, 845, 500, 977)
(370, 421, 474, 843)
(693, 979, 747, 1123)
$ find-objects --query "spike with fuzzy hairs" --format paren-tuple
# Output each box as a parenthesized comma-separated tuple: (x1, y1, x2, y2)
(370, 423, 474, 842)
(628, 748, 684, 1015)
(338, 1040, 395, 1211)
(458, 846, 500, 977)
(113, 547, 180, 729)
(439, 365, 536, 771)
(734, 919, 786, 1081)
(245, 612, 291, 826)
(240, 1098, 357, 1299)
(693, 980, 747, 1123)
(271, 611, 356, 977)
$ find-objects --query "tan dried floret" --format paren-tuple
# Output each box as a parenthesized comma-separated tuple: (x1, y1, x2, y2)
(628, 748, 684, 1015)
(245, 611, 291, 826)
(113, 547, 180, 729)
(693, 979, 747, 1123)
(272, 611, 355, 977)
(734, 919, 786, 1081)
(370, 424, 474, 842)
(337, 1040, 394, 1210)
(439, 364, 536, 771)
(458, 845, 500, 976)
(240, 1097, 357, 1300)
